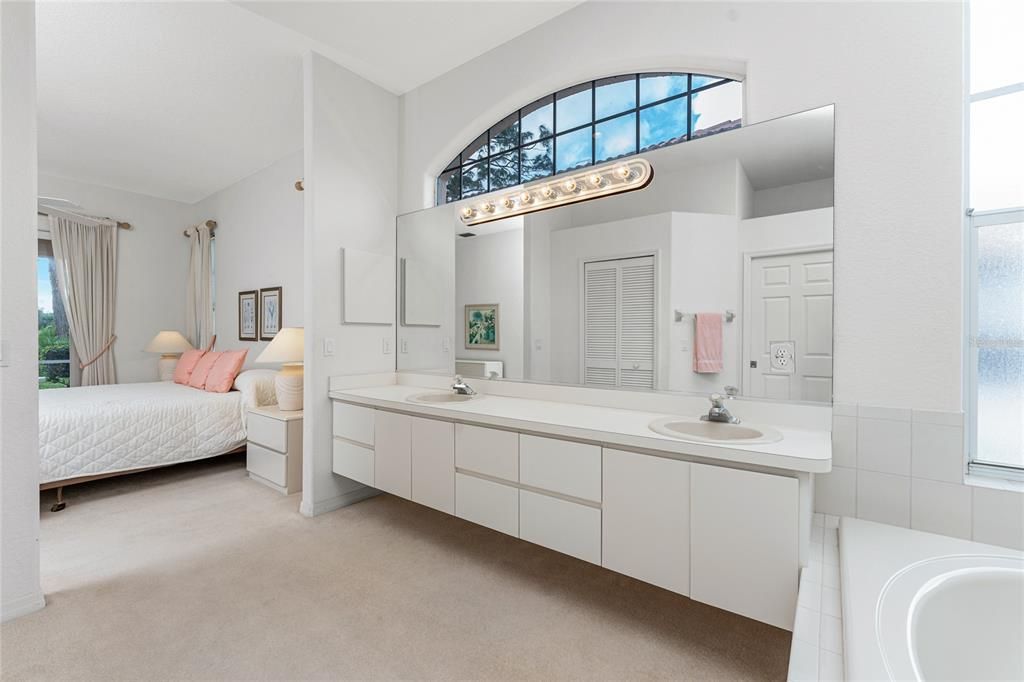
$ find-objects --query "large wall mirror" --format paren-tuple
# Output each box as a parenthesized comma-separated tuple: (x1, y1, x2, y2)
(397, 105, 835, 404)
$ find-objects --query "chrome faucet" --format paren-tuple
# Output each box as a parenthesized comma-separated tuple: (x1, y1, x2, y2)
(701, 393, 740, 424)
(452, 375, 476, 395)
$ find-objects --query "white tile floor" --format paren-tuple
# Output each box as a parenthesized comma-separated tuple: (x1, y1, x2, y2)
(788, 513, 844, 681)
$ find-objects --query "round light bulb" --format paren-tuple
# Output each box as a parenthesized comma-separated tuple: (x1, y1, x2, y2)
(481, 201, 495, 214)
(460, 206, 475, 219)
(615, 165, 633, 180)
(589, 173, 604, 187)
(541, 186, 556, 199)
(563, 179, 578, 193)
(519, 191, 533, 204)
(502, 196, 515, 209)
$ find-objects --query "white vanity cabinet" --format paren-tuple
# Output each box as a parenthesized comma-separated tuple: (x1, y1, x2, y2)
(602, 448, 690, 595)
(374, 411, 412, 499)
(329, 398, 807, 631)
(689, 463, 799, 630)
(410, 417, 455, 514)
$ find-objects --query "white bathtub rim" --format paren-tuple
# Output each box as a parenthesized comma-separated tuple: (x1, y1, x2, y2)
(875, 554, 1024, 681)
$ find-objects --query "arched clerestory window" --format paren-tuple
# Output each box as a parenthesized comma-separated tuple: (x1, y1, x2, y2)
(436, 72, 742, 205)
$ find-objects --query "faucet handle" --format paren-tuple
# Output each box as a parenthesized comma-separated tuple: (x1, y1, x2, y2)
(709, 393, 725, 408)
(724, 385, 739, 397)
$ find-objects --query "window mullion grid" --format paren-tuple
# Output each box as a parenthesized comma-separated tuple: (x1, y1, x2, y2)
(591, 80, 597, 167)
(635, 74, 641, 154)
(687, 74, 692, 141)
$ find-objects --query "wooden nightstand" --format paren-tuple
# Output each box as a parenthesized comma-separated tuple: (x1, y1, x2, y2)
(246, 406, 302, 494)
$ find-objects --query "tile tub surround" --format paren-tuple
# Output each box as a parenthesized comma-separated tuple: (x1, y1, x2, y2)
(816, 404, 1024, 550)
(788, 513, 844, 682)
(839, 517, 1023, 682)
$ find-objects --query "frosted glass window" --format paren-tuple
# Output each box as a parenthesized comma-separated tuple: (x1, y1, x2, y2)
(970, 0, 1024, 94)
(970, 90, 1024, 211)
(975, 223, 1024, 468)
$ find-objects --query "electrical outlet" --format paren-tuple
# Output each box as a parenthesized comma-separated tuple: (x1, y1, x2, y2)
(769, 341, 795, 374)
(323, 338, 335, 357)
(382, 338, 392, 354)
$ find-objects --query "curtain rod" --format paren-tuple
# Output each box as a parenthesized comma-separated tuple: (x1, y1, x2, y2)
(182, 219, 218, 237)
(37, 209, 131, 230)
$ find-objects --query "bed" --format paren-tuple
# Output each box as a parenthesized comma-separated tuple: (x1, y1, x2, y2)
(39, 376, 273, 508)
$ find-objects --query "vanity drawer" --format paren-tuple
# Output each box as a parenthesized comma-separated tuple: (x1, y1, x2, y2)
(519, 435, 601, 502)
(247, 412, 287, 453)
(332, 438, 374, 487)
(519, 490, 601, 564)
(455, 473, 518, 537)
(247, 442, 287, 487)
(455, 424, 518, 482)
(332, 402, 375, 446)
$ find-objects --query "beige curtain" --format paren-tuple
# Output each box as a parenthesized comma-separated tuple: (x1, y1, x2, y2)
(49, 213, 118, 386)
(186, 224, 214, 350)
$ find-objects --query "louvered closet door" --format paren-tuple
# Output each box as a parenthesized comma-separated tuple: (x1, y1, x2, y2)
(583, 256, 656, 389)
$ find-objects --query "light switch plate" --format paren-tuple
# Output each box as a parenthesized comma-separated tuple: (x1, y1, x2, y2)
(442, 336, 450, 353)
(382, 338, 392, 354)
(400, 339, 408, 354)
(323, 338, 336, 357)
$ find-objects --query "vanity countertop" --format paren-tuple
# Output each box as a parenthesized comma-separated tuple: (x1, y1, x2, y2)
(328, 384, 832, 474)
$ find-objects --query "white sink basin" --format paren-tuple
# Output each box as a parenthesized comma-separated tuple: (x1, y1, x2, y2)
(648, 417, 782, 445)
(406, 392, 479, 405)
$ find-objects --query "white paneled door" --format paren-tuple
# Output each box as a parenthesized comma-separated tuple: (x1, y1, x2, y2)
(745, 249, 833, 402)
(582, 255, 656, 389)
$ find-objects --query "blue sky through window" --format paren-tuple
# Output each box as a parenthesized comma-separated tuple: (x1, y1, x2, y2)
(37, 258, 53, 313)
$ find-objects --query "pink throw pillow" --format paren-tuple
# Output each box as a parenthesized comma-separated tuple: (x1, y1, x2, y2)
(173, 349, 206, 385)
(204, 350, 248, 393)
(188, 351, 222, 389)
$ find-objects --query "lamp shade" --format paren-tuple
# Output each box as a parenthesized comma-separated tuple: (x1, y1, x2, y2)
(144, 330, 193, 354)
(255, 327, 304, 364)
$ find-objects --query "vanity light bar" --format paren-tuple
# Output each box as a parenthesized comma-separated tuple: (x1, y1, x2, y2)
(458, 158, 654, 226)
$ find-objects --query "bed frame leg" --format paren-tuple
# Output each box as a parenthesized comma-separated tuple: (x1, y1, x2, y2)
(50, 486, 66, 512)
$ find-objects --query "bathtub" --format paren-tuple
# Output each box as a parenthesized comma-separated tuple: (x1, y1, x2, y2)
(877, 555, 1024, 681)
(841, 518, 1024, 682)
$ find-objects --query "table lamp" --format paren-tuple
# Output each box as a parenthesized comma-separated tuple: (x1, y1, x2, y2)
(255, 327, 304, 411)
(145, 331, 194, 381)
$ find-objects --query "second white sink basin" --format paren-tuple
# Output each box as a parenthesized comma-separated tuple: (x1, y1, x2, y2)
(649, 417, 782, 445)
(406, 392, 479, 405)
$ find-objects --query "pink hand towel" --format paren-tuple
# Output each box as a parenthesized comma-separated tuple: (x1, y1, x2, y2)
(693, 313, 723, 373)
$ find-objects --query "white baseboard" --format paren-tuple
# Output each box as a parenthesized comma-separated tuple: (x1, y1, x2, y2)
(1, 591, 45, 623)
(300, 485, 379, 517)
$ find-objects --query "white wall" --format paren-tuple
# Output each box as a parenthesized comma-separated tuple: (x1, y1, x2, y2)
(455, 229, 524, 379)
(753, 178, 833, 218)
(301, 51, 398, 516)
(192, 151, 304, 366)
(0, 0, 44, 622)
(398, 1, 963, 413)
(37, 175, 193, 384)
(739, 207, 834, 255)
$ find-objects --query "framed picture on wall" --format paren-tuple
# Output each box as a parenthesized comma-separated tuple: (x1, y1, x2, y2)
(238, 290, 258, 341)
(260, 287, 282, 340)
(465, 304, 499, 350)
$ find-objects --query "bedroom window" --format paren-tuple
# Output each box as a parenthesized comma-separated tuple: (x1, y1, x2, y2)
(436, 72, 742, 205)
(966, 0, 1024, 476)
(37, 240, 75, 389)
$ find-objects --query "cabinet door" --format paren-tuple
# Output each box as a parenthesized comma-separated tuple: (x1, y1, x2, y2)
(332, 439, 374, 487)
(332, 402, 375, 446)
(374, 411, 411, 499)
(520, 490, 600, 564)
(519, 435, 601, 502)
(602, 448, 690, 596)
(690, 463, 798, 630)
(411, 417, 455, 514)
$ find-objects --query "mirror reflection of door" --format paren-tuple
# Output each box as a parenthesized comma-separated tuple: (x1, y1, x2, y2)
(582, 255, 656, 389)
(745, 249, 834, 402)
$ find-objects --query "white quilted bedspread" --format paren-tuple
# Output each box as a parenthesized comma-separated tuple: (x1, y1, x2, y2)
(39, 381, 247, 484)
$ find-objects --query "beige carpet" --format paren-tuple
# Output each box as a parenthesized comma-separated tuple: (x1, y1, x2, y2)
(2, 456, 791, 680)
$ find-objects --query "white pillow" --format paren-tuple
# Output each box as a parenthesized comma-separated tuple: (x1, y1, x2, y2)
(233, 369, 278, 407)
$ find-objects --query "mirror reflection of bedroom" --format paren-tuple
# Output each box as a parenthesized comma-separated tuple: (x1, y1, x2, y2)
(35, 5, 304, 518)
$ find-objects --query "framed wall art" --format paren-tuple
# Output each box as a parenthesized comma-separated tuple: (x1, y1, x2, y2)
(238, 290, 258, 341)
(260, 287, 282, 341)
